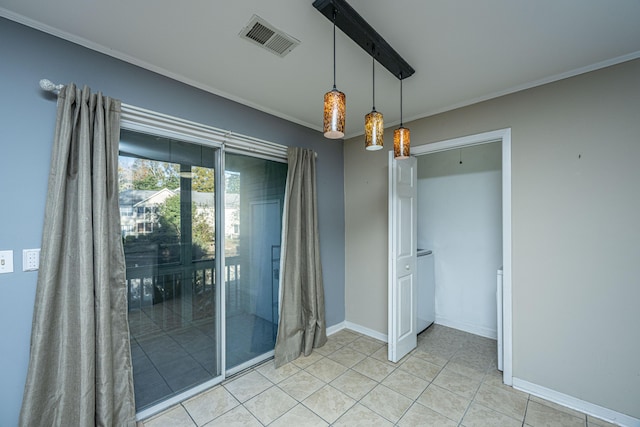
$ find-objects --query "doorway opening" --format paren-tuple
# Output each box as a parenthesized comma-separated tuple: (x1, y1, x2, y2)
(411, 128, 512, 385)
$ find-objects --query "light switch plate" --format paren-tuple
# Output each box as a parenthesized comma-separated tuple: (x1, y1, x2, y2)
(0, 250, 14, 274)
(23, 248, 40, 271)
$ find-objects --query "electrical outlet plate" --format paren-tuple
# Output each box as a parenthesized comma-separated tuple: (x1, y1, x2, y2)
(0, 250, 14, 274)
(23, 248, 40, 271)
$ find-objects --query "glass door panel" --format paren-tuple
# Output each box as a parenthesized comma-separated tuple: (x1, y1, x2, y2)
(224, 153, 287, 369)
(119, 130, 219, 411)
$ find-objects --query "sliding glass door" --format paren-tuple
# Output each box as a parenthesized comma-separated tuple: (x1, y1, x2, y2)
(224, 153, 287, 370)
(118, 130, 287, 412)
(119, 130, 220, 411)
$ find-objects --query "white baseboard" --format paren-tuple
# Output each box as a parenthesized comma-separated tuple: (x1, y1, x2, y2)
(326, 320, 387, 342)
(344, 321, 388, 342)
(435, 316, 497, 340)
(326, 321, 346, 336)
(512, 378, 639, 427)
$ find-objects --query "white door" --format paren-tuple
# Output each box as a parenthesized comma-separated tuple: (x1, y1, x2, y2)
(388, 151, 418, 362)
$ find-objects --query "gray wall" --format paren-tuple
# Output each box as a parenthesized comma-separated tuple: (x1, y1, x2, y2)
(417, 143, 502, 339)
(344, 58, 640, 418)
(0, 18, 345, 426)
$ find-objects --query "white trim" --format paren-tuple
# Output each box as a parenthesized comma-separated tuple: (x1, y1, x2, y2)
(326, 322, 346, 336)
(120, 104, 288, 162)
(513, 378, 640, 427)
(434, 317, 497, 340)
(384, 150, 396, 354)
(121, 104, 223, 148)
(5, 8, 639, 141)
(410, 129, 506, 156)
(411, 128, 513, 386)
(501, 129, 513, 386)
(216, 150, 226, 377)
(224, 137, 289, 164)
(343, 51, 640, 139)
(345, 321, 388, 343)
(0, 8, 320, 133)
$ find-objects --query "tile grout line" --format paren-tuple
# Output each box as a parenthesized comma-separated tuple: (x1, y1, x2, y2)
(522, 394, 531, 427)
(179, 401, 198, 427)
(308, 341, 383, 424)
(446, 345, 484, 427)
(296, 335, 395, 425)
(249, 341, 355, 425)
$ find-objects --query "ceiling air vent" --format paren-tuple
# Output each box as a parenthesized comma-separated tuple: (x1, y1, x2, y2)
(239, 15, 300, 57)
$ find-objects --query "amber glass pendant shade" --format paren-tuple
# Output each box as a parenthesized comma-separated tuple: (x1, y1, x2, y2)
(393, 127, 410, 158)
(323, 89, 346, 139)
(393, 74, 410, 158)
(364, 110, 384, 151)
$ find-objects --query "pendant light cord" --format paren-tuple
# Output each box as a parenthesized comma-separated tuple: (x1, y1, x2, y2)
(332, 9, 337, 90)
(372, 47, 376, 110)
(400, 73, 403, 127)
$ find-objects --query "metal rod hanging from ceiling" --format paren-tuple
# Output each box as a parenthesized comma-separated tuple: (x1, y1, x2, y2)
(332, 9, 337, 89)
(312, 0, 415, 80)
(371, 49, 376, 110)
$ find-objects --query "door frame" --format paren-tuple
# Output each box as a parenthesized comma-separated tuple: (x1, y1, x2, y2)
(411, 128, 513, 386)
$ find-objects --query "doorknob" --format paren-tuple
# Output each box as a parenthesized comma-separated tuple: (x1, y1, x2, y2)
(405, 265, 410, 270)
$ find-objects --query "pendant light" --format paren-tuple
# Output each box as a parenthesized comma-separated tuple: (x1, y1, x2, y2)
(364, 49, 383, 151)
(323, 9, 346, 139)
(393, 74, 410, 158)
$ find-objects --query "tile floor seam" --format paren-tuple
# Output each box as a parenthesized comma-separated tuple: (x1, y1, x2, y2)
(279, 373, 355, 425)
(296, 401, 328, 425)
(330, 368, 397, 425)
(411, 398, 459, 425)
(298, 384, 357, 425)
(203, 400, 240, 427)
(136, 342, 174, 401)
(262, 398, 299, 426)
(471, 401, 523, 426)
(474, 385, 526, 423)
(179, 402, 198, 426)
(454, 372, 481, 427)
(522, 394, 532, 427)
(244, 407, 264, 427)
(393, 404, 413, 426)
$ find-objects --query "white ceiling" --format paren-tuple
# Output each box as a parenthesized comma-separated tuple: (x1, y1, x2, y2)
(2, 0, 640, 138)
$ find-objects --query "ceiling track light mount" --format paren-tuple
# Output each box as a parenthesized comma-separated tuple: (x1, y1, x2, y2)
(313, 0, 415, 81)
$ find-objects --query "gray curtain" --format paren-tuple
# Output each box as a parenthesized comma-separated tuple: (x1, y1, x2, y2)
(19, 84, 136, 426)
(274, 147, 327, 368)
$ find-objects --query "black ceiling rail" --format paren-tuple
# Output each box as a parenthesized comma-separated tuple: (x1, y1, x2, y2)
(313, 0, 415, 80)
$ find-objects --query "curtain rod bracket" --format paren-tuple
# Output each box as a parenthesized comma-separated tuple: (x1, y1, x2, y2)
(40, 79, 64, 93)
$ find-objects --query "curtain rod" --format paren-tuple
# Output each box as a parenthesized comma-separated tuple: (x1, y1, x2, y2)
(39, 79, 319, 159)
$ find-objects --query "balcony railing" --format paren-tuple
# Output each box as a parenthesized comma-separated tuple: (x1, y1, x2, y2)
(126, 256, 241, 321)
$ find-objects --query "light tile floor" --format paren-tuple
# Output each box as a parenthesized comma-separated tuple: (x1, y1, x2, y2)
(140, 325, 618, 427)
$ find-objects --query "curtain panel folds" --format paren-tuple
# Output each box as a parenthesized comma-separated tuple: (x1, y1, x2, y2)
(274, 147, 327, 368)
(19, 84, 136, 426)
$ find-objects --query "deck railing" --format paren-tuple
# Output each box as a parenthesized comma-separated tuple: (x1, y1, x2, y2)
(126, 256, 241, 318)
